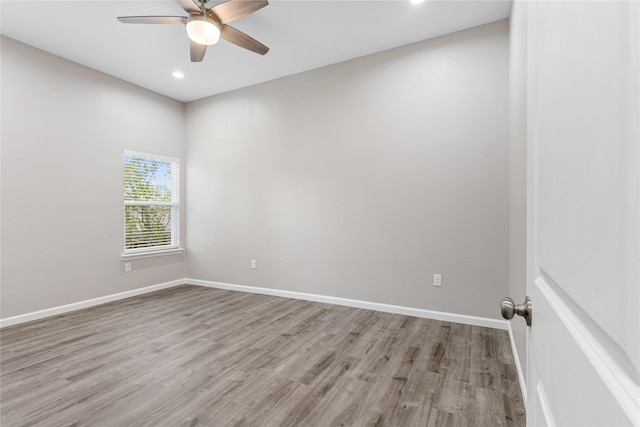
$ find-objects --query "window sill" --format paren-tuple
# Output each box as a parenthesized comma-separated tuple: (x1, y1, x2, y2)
(121, 247, 185, 261)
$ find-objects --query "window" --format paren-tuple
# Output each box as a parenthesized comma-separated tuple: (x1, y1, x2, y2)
(123, 151, 181, 258)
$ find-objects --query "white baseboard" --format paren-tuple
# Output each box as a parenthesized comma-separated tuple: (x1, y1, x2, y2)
(0, 279, 185, 328)
(1, 276, 527, 400)
(507, 322, 528, 405)
(189, 279, 527, 397)
(186, 278, 510, 330)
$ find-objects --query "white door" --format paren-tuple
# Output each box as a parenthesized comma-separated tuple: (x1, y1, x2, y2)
(524, 1, 639, 426)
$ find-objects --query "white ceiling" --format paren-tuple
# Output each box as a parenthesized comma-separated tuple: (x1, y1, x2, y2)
(1, 0, 511, 102)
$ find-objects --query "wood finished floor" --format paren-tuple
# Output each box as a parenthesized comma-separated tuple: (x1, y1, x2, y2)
(1, 285, 525, 427)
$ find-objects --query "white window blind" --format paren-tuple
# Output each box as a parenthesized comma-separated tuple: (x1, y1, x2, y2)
(123, 151, 180, 255)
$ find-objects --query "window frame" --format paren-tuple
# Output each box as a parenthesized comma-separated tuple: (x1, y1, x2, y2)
(121, 150, 183, 260)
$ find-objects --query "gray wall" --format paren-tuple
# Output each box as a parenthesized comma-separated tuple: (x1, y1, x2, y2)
(185, 21, 510, 319)
(508, 1, 528, 377)
(1, 37, 187, 318)
(1, 21, 511, 322)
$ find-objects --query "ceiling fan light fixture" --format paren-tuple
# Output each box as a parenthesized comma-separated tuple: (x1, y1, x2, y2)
(186, 15, 220, 45)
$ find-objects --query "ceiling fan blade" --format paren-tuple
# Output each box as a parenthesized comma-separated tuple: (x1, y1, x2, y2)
(190, 40, 207, 62)
(209, 0, 268, 24)
(220, 24, 269, 55)
(117, 16, 187, 24)
(176, 0, 201, 14)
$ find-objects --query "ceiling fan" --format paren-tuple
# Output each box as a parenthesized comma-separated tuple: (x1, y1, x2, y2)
(117, 0, 269, 62)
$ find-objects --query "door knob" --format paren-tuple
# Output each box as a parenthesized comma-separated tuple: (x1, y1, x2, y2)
(501, 296, 532, 326)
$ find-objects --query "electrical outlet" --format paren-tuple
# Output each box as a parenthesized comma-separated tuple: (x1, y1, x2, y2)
(251, 259, 257, 269)
(433, 274, 442, 287)
(125, 262, 132, 273)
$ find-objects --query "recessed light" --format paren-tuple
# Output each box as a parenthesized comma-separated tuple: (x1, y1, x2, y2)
(172, 71, 185, 79)
(410, 0, 425, 4)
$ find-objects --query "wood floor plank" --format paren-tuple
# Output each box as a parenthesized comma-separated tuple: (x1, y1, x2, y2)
(0, 285, 525, 426)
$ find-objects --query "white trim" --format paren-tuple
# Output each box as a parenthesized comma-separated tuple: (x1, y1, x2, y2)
(1, 277, 515, 345)
(535, 277, 640, 426)
(0, 279, 185, 328)
(121, 247, 185, 260)
(123, 150, 179, 163)
(186, 278, 509, 330)
(536, 380, 558, 427)
(507, 322, 528, 405)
